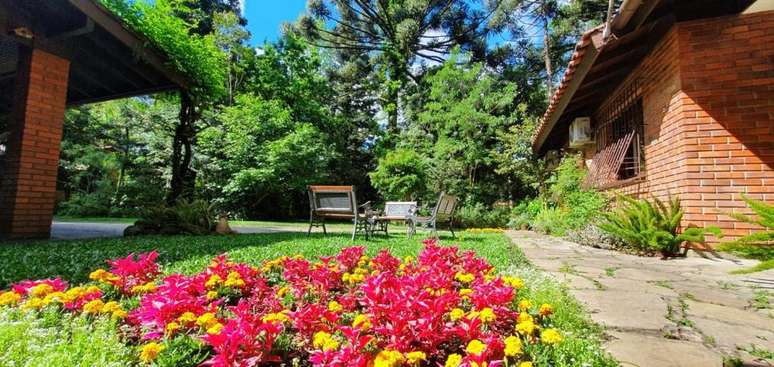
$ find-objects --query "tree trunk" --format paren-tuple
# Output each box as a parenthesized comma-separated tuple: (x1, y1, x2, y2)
(167, 91, 199, 205)
(542, 17, 554, 98)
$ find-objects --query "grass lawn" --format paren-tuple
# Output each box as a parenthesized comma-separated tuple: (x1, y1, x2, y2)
(0, 232, 616, 366)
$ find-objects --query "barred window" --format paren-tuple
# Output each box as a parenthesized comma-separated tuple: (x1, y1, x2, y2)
(585, 81, 645, 188)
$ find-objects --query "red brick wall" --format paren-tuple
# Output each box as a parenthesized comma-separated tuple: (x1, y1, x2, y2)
(587, 10, 774, 244)
(0, 47, 70, 239)
(676, 10, 774, 241)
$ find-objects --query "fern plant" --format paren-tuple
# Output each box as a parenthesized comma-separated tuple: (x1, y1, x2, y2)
(722, 195, 774, 246)
(599, 195, 718, 257)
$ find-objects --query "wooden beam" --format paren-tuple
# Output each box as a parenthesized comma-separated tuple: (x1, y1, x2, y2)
(81, 29, 162, 86)
(70, 40, 146, 91)
(67, 0, 189, 89)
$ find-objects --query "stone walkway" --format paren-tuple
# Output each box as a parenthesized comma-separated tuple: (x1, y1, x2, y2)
(507, 230, 774, 367)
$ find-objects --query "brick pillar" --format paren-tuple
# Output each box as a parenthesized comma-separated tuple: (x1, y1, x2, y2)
(0, 47, 70, 239)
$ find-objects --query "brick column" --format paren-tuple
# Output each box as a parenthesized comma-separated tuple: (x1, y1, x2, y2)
(0, 47, 70, 239)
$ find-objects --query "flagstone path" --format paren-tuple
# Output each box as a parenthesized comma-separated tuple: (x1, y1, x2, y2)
(507, 230, 774, 367)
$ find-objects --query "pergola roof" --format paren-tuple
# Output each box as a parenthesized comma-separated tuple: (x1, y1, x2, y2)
(0, 0, 188, 114)
(532, 0, 756, 154)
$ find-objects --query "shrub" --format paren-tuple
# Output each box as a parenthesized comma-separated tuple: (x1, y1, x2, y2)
(369, 148, 429, 200)
(567, 224, 627, 250)
(1, 242, 573, 366)
(598, 195, 719, 257)
(456, 202, 511, 228)
(125, 200, 215, 236)
(531, 207, 570, 235)
(720, 195, 774, 247)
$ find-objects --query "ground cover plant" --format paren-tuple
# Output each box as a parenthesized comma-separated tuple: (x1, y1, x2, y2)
(0, 233, 616, 367)
(718, 195, 774, 274)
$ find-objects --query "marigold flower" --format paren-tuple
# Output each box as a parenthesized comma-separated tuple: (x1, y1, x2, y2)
(504, 335, 522, 357)
(22, 297, 45, 310)
(479, 307, 496, 323)
(112, 309, 128, 319)
(205, 274, 223, 288)
(139, 342, 165, 363)
(502, 276, 524, 289)
(89, 269, 119, 285)
(83, 299, 105, 314)
(538, 303, 554, 317)
(459, 288, 473, 297)
(224, 272, 245, 288)
(352, 314, 371, 330)
(0, 291, 21, 306)
(85, 285, 101, 294)
(206, 291, 219, 300)
(102, 301, 122, 314)
(519, 362, 533, 367)
(312, 331, 339, 351)
(518, 313, 533, 323)
(455, 272, 475, 284)
(262, 311, 290, 324)
(166, 322, 181, 335)
(327, 300, 343, 312)
(445, 354, 462, 367)
(465, 339, 486, 356)
(276, 286, 290, 298)
(206, 322, 224, 335)
(518, 299, 532, 312)
(541, 328, 562, 345)
(373, 350, 404, 367)
(29, 283, 54, 298)
(130, 282, 157, 294)
(516, 320, 536, 336)
(178, 312, 197, 324)
(43, 292, 66, 304)
(197, 312, 218, 328)
(405, 351, 427, 365)
(449, 308, 465, 321)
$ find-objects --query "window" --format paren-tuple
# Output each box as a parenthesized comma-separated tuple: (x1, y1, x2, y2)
(585, 81, 645, 188)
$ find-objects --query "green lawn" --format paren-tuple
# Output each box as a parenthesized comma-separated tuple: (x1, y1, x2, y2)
(0, 232, 616, 366)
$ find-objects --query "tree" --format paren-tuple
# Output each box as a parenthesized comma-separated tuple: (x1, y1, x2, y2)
(369, 148, 428, 201)
(297, 0, 500, 135)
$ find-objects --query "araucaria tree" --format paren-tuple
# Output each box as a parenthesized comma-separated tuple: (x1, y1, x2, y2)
(297, 0, 500, 136)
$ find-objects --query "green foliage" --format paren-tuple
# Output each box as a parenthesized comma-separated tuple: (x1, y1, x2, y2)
(599, 195, 719, 256)
(369, 148, 428, 201)
(100, 0, 226, 100)
(720, 195, 774, 247)
(455, 203, 511, 228)
(0, 307, 134, 366)
(128, 200, 215, 236)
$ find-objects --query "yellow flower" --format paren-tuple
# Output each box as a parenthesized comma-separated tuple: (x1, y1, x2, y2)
(328, 301, 343, 312)
(541, 328, 562, 345)
(83, 299, 105, 314)
(85, 285, 101, 294)
(352, 314, 371, 330)
(373, 350, 404, 367)
(165, 322, 181, 335)
(196, 312, 218, 328)
(517, 313, 533, 323)
(455, 272, 475, 284)
(445, 353, 463, 367)
(312, 331, 340, 351)
(449, 308, 465, 321)
(89, 269, 119, 284)
(504, 335, 522, 357)
(538, 303, 554, 317)
(29, 283, 54, 298)
(139, 342, 165, 363)
(262, 311, 290, 324)
(131, 282, 157, 295)
(206, 291, 219, 300)
(518, 299, 532, 312)
(0, 291, 21, 306)
(178, 312, 197, 324)
(205, 274, 222, 288)
(276, 286, 290, 298)
(206, 323, 224, 335)
(465, 339, 486, 356)
(224, 271, 245, 288)
(502, 276, 524, 289)
(406, 351, 427, 365)
(459, 288, 473, 297)
(516, 320, 536, 336)
(43, 292, 66, 304)
(22, 297, 45, 310)
(64, 287, 85, 300)
(112, 309, 128, 319)
(519, 362, 533, 367)
(479, 307, 496, 323)
(102, 301, 122, 314)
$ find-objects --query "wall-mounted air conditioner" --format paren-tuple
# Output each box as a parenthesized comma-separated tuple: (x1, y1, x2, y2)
(569, 117, 593, 148)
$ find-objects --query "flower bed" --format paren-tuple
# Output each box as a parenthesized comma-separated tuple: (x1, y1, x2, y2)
(0, 239, 564, 366)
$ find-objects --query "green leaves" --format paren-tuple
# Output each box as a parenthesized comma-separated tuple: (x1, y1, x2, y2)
(369, 148, 429, 200)
(720, 195, 774, 247)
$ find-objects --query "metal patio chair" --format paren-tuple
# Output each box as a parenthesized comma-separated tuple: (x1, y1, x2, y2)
(408, 192, 459, 239)
(371, 201, 417, 237)
(307, 185, 372, 240)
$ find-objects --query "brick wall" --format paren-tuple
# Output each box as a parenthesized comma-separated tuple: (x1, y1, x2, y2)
(676, 10, 774, 241)
(0, 47, 70, 239)
(588, 10, 774, 243)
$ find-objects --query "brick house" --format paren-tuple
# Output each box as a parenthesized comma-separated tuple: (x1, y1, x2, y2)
(0, 0, 187, 239)
(532, 0, 774, 242)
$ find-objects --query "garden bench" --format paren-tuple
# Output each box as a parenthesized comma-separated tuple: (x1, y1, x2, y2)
(408, 192, 458, 239)
(307, 185, 372, 240)
(371, 201, 417, 237)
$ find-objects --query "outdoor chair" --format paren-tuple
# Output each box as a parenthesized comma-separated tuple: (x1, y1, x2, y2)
(307, 185, 372, 240)
(408, 193, 458, 239)
(371, 201, 417, 237)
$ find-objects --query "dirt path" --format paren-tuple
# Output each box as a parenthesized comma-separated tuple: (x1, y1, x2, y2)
(507, 230, 774, 367)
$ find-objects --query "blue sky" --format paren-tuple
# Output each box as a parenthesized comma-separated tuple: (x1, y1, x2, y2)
(243, 0, 308, 45)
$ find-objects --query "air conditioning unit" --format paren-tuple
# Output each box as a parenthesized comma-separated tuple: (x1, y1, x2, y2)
(569, 117, 593, 148)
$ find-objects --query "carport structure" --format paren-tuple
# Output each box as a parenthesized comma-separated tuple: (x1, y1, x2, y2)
(0, 0, 187, 239)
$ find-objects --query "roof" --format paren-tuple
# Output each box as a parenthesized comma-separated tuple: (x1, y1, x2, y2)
(0, 0, 189, 114)
(531, 0, 757, 154)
